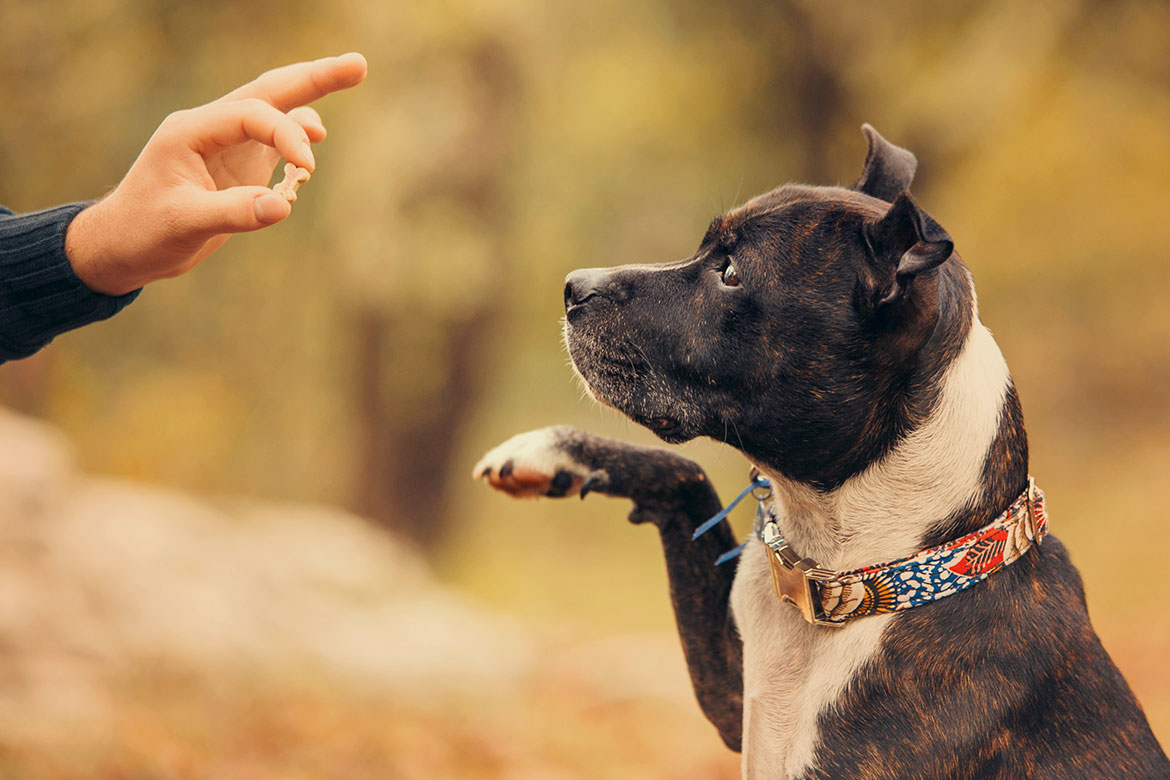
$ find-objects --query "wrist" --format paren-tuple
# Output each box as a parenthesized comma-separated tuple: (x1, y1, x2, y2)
(64, 198, 140, 296)
(0, 203, 141, 359)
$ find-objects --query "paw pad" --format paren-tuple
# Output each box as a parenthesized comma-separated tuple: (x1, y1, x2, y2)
(472, 428, 606, 499)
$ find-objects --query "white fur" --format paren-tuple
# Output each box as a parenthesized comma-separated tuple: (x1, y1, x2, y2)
(472, 427, 604, 484)
(730, 311, 1012, 779)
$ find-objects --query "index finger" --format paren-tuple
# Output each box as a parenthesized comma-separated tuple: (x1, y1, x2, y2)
(218, 52, 368, 112)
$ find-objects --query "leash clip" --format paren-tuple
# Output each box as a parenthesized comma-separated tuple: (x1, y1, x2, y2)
(748, 466, 773, 502)
(693, 467, 772, 543)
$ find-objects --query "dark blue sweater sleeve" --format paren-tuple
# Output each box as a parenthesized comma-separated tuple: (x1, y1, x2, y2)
(0, 203, 141, 363)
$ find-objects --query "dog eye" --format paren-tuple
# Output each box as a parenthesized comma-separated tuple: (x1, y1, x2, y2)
(721, 259, 742, 287)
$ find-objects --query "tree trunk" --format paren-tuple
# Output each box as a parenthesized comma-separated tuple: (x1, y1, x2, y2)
(349, 37, 518, 551)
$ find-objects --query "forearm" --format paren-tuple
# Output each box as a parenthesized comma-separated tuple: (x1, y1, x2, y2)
(638, 490, 745, 752)
(555, 434, 747, 749)
(0, 203, 140, 363)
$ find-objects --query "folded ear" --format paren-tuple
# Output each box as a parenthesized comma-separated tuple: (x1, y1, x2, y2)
(862, 191, 954, 308)
(852, 123, 917, 202)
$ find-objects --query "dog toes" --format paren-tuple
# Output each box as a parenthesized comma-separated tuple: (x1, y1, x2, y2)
(472, 428, 603, 500)
(547, 470, 576, 497)
(481, 464, 584, 499)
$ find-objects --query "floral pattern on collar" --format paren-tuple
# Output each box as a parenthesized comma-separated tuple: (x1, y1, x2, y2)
(756, 479, 1048, 624)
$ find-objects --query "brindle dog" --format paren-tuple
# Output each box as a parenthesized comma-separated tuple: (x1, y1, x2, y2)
(473, 125, 1170, 779)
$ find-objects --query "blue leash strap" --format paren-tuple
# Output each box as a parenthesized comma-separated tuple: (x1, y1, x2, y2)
(714, 542, 748, 566)
(691, 479, 761, 540)
(714, 501, 769, 566)
(688, 469, 772, 566)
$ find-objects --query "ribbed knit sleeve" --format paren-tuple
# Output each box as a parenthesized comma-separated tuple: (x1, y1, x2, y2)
(0, 203, 141, 363)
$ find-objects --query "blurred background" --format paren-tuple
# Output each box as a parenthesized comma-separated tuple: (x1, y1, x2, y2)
(2, 0, 1170, 776)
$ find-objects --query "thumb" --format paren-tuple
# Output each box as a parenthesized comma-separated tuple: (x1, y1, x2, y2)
(188, 186, 293, 235)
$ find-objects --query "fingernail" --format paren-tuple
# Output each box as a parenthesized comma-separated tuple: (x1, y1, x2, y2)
(300, 143, 315, 170)
(254, 193, 287, 224)
(338, 52, 369, 74)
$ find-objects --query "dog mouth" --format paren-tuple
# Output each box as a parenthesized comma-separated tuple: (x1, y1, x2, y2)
(636, 414, 689, 442)
(641, 414, 681, 434)
(564, 323, 643, 392)
(564, 321, 694, 441)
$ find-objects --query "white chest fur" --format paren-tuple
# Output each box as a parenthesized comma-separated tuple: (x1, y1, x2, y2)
(731, 540, 895, 779)
(729, 313, 1012, 779)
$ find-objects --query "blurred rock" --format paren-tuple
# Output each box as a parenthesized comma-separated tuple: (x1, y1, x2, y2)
(0, 407, 744, 777)
(0, 408, 73, 525)
(0, 407, 534, 743)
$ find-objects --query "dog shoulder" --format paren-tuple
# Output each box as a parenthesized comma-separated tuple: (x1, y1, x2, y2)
(805, 538, 1170, 779)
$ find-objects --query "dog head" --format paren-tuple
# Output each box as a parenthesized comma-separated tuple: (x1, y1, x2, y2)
(563, 125, 973, 491)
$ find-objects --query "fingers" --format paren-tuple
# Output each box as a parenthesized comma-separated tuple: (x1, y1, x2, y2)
(218, 52, 368, 113)
(172, 98, 316, 171)
(186, 186, 293, 236)
(287, 106, 326, 142)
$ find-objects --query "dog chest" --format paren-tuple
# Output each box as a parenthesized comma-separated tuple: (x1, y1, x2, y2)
(731, 539, 896, 779)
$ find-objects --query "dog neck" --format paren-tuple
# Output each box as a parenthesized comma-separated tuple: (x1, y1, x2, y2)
(755, 308, 1017, 574)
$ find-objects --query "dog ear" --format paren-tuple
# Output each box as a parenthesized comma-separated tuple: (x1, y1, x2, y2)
(852, 124, 917, 202)
(862, 191, 954, 308)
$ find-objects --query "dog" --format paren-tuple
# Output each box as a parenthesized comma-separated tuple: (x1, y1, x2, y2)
(473, 125, 1170, 779)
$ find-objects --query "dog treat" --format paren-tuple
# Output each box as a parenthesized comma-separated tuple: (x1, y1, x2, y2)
(272, 162, 311, 202)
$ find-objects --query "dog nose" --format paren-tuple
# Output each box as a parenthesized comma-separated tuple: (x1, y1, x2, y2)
(564, 268, 607, 310)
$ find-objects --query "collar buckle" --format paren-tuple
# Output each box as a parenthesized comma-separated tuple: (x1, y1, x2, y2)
(762, 519, 843, 627)
(1024, 476, 1043, 543)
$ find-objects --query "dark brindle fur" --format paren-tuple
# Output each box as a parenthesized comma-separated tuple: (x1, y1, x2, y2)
(475, 125, 1170, 779)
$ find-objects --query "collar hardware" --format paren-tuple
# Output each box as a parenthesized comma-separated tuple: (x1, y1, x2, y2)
(753, 477, 1047, 627)
(762, 525, 840, 627)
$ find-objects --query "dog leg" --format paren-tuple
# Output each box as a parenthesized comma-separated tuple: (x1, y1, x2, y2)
(474, 425, 745, 750)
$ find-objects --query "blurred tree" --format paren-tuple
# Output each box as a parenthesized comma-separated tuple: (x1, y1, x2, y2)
(1, 0, 1169, 574)
(1, 0, 1169, 752)
(334, 35, 522, 549)
(725, 0, 849, 182)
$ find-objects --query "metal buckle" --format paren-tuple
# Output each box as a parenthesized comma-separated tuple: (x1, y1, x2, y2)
(761, 520, 842, 627)
(1024, 476, 1041, 544)
(748, 466, 773, 502)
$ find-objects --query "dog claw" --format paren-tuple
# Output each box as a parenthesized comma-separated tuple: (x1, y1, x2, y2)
(580, 474, 606, 499)
(473, 429, 607, 500)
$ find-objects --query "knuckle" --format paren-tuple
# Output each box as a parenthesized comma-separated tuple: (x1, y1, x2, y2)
(239, 97, 269, 114)
(158, 201, 188, 237)
(255, 67, 281, 84)
(296, 106, 323, 122)
(158, 109, 190, 133)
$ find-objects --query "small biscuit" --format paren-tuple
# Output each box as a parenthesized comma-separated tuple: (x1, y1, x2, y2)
(273, 162, 311, 202)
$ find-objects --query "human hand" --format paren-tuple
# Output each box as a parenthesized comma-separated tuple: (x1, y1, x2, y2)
(65, 52, 368, 296)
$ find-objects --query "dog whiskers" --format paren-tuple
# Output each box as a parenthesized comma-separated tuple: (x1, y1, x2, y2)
(730, 419, 748, 455)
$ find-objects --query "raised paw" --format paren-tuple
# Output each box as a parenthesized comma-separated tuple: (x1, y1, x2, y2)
(472, 427, 607, 499)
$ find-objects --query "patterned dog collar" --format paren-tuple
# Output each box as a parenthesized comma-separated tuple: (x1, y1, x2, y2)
(755, 478, 1048, 627)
